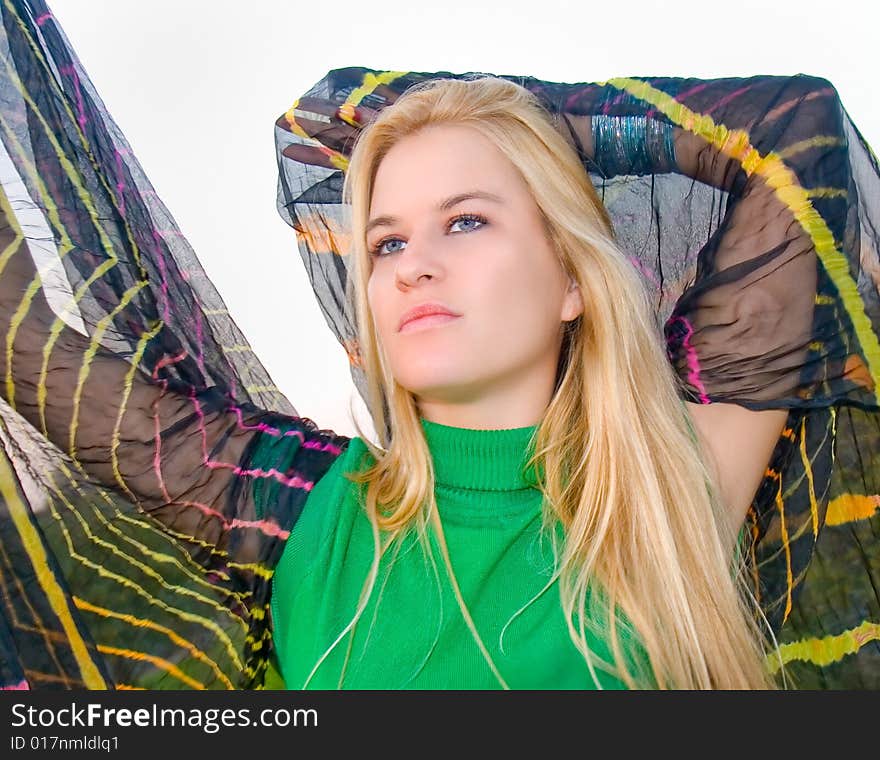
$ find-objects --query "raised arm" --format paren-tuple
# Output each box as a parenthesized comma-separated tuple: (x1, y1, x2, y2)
(556, 75, 880, 687)
(557, 78, 862, 537)
(0, 2, 351, 689)
(0, 0, 355, 551)
(0, 218, 255, 536)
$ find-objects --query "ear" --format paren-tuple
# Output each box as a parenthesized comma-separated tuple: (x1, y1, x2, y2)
(560, 276, 584, 323)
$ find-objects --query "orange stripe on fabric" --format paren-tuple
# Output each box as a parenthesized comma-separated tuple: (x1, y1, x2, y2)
(0, 488, 79, 685)
(38, 483, 244, 672)
(296, 208, 353, 257)
(826, 493, 880, 526)
(0, 448, 107, 687)
(74, 597, 234, 689)
(764, 87, 837, 124)
(96, 645, 206, 689)
(43, 466, 245, 625)
(51, 456, 247, 610)
(797, 416, 820, 538)
(774, 471, 794, 623)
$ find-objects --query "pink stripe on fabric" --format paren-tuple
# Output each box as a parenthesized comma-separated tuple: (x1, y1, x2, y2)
(59, 66, 87, 130)
(227, 406, 344, 455)
(149, 388, 307, 536)
(142, 373, 309, 537)
(193, 306, 207, 379)
(675, 82, 710, 102)
(666, 316, 710, 404)
(704, 84, 753, 116)
(564, 91, 583, 110)
(303, 438, 342, 453)
(151, 350, 188, 377)
(150, 351, 187, 502)
(229, 518, 290, 539)
(765, 88, 836, 124)
(228, 408, 299, 438)
(1, 679, 29, 689)
(143, 350, 342, 530)
(627, 255, 660, 287)
(187, 389, 317, 488)
(226, 465, 314, 491)
(151, 229, 171, 326)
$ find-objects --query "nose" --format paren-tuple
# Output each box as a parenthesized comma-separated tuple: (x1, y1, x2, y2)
(394, 233, 443, 291)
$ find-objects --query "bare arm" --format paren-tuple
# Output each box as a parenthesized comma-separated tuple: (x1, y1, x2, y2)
(685, 402, 789, 539)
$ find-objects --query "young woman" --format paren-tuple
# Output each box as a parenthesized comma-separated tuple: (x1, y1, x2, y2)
(1, 1, 878, 690)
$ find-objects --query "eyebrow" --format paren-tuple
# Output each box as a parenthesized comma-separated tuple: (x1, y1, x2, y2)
(365, 190, 504, 236)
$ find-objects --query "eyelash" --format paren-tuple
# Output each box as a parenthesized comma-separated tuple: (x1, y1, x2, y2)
(368, 213, 488, 257)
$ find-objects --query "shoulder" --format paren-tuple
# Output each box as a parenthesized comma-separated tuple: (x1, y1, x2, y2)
(278, 434, 377, 582)
(297, 434, 375, 525)
(247, 415, 353, 523)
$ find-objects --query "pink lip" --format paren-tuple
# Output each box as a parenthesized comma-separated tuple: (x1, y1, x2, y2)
(399, 313, 461, 333)
(398, 302, 461, 332)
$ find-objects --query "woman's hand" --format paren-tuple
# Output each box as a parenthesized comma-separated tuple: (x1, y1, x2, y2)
(277, 91, 397, 168)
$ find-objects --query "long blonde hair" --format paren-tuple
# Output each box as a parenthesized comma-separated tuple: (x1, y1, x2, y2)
(328, 75, 778, 689)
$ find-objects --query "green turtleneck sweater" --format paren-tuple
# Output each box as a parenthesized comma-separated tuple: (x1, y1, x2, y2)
(269, 418, 637, 689)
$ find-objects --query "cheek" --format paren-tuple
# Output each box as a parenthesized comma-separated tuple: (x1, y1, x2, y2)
(488, 267, 563, 338)
(493, 259, 550, 312)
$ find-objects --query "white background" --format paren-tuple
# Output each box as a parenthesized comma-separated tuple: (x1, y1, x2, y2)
(48, 0, 880, 437)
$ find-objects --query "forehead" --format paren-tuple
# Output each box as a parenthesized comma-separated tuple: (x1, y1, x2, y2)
(369, 124, 528, 211)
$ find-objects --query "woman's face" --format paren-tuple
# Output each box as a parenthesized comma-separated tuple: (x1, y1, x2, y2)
(365, 124, 583, 425)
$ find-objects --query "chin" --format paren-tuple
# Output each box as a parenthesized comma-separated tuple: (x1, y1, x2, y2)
(394, 365, 482, 402)
(389, 342, 502, 395)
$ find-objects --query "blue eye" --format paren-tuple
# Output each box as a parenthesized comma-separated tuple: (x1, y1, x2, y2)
(448, 214, 486, 233)
(369, 213, 488, 257)
(374, 238, 405, 256)
(369, 236, 404, 257)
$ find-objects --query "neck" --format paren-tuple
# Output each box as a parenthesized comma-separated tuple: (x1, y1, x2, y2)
(415, 366, 557, 430)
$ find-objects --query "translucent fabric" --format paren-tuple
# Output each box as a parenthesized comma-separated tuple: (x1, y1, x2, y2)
(0, 0, 348, 690)
(0, 0, 877, 689)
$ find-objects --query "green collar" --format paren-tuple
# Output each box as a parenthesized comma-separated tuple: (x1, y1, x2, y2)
(419, 417, 541, 492)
